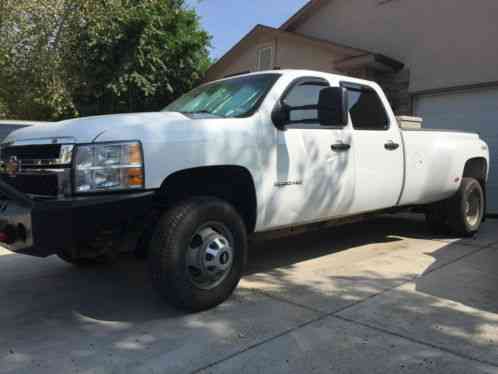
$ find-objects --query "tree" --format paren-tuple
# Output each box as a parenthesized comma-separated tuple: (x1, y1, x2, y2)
(0, 0, 78, 120)
(0, 0, 211, 120)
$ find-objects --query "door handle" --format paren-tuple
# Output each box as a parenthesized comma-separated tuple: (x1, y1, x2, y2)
(331, 143, 351, 152)
(384, 141, 400, 151)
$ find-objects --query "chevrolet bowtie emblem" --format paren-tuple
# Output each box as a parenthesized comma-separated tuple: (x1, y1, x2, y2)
(6, 156, 19, 177)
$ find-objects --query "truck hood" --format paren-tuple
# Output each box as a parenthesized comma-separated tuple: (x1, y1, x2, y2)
(3, 112, 190, 144)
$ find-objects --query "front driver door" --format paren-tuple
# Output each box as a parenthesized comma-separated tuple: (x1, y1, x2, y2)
(268, 77, 355, 228)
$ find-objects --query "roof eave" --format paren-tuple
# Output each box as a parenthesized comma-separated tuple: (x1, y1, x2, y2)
(205, 24, 369, 78)
(334, 54, 405, 73)
(280, 0, 327, 31)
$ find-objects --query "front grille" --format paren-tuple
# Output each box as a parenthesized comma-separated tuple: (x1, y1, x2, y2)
(0, 144, 73, 197)
(0, 173, 59, 196)
(1, 145, 62, 161)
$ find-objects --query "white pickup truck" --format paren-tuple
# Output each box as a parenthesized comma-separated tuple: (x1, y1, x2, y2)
(0, 70, 490, 311)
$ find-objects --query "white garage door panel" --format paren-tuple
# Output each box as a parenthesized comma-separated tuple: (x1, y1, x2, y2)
(415, 88, 498, 214)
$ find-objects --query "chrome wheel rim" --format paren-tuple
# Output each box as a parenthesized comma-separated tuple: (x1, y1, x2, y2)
(465, 187, 481, 227)
(186, 223, 234, 290)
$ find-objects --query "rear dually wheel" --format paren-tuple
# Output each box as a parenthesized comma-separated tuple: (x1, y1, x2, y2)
(426, 177, 484, 237)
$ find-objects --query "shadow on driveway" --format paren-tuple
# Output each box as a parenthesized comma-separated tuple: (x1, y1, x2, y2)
(1, 214, 495, 323)
(1, 214, 497, 372)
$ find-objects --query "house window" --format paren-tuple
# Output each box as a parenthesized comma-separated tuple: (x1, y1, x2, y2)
(257, 46, 273, 71)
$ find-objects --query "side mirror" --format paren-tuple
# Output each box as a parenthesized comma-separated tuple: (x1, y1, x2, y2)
(271, 101, 290, 130)
(318, 87, 349, 127)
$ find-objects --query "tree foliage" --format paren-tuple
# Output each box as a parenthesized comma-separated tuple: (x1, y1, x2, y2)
(0, 0, 211, 120)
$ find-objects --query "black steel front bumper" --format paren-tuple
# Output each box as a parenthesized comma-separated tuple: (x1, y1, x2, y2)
(0, 180, 154, 257)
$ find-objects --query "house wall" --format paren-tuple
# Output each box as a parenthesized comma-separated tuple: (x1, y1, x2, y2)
(292, 0, 498, 93)
(205, 39, 267, 82)
(274, 35, 338, 73)
(205, 33, 343, 82)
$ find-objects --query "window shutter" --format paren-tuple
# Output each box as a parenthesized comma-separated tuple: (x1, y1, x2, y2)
(257, 47, 273, 71)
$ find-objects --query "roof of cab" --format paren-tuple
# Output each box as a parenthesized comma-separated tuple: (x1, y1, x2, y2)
(210, 69, 379, 89)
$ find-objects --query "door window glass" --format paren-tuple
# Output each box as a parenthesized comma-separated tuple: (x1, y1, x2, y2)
(283, 80, 328, 123)
(345, 86, 389, 130)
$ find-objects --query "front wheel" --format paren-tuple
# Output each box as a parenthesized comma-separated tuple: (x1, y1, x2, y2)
(148, 197, 247, 312)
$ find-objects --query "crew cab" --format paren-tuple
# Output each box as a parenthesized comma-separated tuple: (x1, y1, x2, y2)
(0, 70, 490, 311)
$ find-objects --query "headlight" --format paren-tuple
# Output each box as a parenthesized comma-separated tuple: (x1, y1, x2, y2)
(74, 141, 144, 193)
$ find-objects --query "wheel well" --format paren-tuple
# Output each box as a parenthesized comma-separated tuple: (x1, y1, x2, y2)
(156, 166, 258, 233)
(463, 158, 487, 186)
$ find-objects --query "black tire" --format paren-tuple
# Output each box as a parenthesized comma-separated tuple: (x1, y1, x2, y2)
(447, 177, 485, 237)
(148, 197, 247, 312)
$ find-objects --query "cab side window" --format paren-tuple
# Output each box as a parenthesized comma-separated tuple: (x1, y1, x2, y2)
(344, 85, 389, 130)
(283, 79, 329, 124)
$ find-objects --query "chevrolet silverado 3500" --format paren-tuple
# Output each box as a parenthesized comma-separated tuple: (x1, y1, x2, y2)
(0, 70, 490, 311)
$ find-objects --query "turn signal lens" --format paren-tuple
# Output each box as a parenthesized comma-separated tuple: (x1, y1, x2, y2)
(127, 167, 144, 187)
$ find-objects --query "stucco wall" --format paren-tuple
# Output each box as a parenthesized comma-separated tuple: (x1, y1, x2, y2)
(292, 0, 498, 92)
(205, 32, 344, 82)
(275, 35, 338, 73)
(205, 35, 270, 81)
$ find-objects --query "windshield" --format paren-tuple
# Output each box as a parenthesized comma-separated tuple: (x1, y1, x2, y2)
(164, 73, 281, 118)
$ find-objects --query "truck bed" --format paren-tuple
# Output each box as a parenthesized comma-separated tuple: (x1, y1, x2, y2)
(398, 128, 483, 206)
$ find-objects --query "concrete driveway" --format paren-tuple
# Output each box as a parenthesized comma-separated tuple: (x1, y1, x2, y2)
(1, 214, 497, 373)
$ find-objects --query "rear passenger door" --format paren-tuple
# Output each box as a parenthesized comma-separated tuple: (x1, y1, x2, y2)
(342, 83, 404, 213)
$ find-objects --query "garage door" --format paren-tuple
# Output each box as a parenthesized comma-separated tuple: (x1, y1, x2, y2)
(414, 87, 498, 214)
